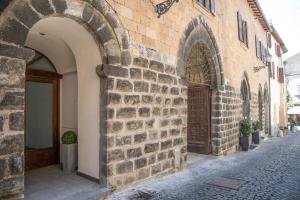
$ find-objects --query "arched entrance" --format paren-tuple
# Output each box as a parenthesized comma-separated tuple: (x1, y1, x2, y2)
(0, 0, 129, 198)
(25, 52, 62, 170)
(177, 16, 224, 155)
(264, 84, 270, 135)
(240, 73, 251, 119)
(258, 85, 263, 123)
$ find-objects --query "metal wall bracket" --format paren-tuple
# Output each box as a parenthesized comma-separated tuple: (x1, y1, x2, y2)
(155, 0, 179, 18)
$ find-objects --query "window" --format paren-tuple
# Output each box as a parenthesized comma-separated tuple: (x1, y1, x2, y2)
(237, 11, 248, 46)
(196, 0, 216, 15)
(275, 43, 282, 57)
(267, 32, 272, 48)
(255, 35, 267, 63)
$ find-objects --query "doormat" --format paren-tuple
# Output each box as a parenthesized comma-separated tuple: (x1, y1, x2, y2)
(128, 190, 156, 200)
(206, 177, 247, 190)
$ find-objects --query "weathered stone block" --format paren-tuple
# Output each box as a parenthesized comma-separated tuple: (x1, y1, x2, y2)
(151, 163, 161, 175)
(148, 155, 156, 164)
(145, 119, 155, 128)
(0, 159, 7, 179)
(124, 175, 135, 185)
(116, 136, 132, 146)
(97, 25, 114, 44)
(174, 138, 184, 146)
(143, 70, 157, 82)
(124, 95, 140, 105)
(149, 131, 158, 140)
(155, 97, 162, 104)
(135, 158, 147, 169)
(0, 134, 23, 156)
(52, 0, 67, 13)
(0, 18, 28, 45)
(130, 68, 141, 79)
(173, 97, 184, 106)
(161, 140, 172, 150)
(170, 129, 180, 136)
(165, 65, 176, 74)
(116, 161, 133, 174)
(107, 149, 124, 162)
(142, 95, 154, 104)
(121, 51, 132, 66)
(158, 74, 173, 84)
(126, 121, 143, 130)
(9, 112, 23, 131)
(161, 86, 169, 94)
(172, 118, 182, 126)
(137, 168, 150, 179)
(107, 108, 114, 119)
(31, 0, 54, 15)
(0, 177, 23, 198)
(127, 147, 142, 159)
(152, 107, 161, 116)
(109, 121, 123, 133)
(149, 60, 164, 72)
(139, 107, 150, 117)
(134, 133, 147, 143)
(133, 57, 148, 68)
(9, 155, 23, 174)
(170, 87, 179, 95)
(13, 2, 40, 28)
(160, 120, 169, 127)
(161, 131, 168, 139)
(150, 84, 160, 93)
(157, 152, 167, 161)
(116, 80, 132, 92)
(134, 81, 149, 92)
(108, 93, 121, 104)
(144, 143, 159, 153)
(116, 108, 136, 118)
(0, 92, 24, 109)
(162, 160, 171, 171)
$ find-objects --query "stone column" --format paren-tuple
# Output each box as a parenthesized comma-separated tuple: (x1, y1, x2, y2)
(0, 42, 34, 199)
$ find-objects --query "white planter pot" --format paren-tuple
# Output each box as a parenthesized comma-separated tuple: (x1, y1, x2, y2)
(62, 143, 77, 172)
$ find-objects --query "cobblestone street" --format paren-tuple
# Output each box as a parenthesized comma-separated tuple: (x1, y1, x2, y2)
(108, 132, 300, 200)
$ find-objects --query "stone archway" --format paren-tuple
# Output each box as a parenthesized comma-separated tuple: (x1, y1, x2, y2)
(264, 83, 270, 135)
(258, 84, 263, 123)
(0, 0, 130, 198)
(240, 72, 251, 119)
(176, 16, 224, 155)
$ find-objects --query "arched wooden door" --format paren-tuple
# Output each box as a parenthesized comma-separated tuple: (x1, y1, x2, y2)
(187, 85, 211, 154)
(25, 52, 62, 170)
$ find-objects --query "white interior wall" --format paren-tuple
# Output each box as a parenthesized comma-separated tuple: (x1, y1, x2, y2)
(26, 17, 102, 179)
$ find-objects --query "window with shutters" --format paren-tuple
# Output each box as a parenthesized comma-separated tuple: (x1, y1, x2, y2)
(267, 33, 272, 48)
(196, 0, 216, 15)
(237, 11, 248, 47)
(255, 35, 268, 63)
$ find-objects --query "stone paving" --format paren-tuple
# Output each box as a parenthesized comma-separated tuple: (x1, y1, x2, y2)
(108, 132, 300, 200)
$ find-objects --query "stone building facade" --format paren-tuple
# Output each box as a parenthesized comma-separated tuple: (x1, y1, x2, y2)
(0, 0, 286, 199)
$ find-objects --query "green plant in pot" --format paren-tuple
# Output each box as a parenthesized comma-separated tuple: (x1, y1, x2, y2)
(289, 118, 296, 132)
(240, 118, 252, 151)
(252, 121, 262, 144)
(61, 131, 78, 172)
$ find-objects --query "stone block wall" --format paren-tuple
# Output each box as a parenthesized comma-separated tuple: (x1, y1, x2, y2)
(0, 43, 34, 199)
(104, 44, 187, 189)
(211, 85, 242, 155)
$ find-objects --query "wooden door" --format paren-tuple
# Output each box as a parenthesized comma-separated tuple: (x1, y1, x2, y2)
(187, 85, 211, 154)
(25, 70, 61, 170)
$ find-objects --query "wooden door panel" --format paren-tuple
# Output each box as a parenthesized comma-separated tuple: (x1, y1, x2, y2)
(25, 74, 60, 171)
(187, 85, 211, 154)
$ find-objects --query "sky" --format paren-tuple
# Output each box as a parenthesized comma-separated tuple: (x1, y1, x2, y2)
(258, 0, 300, 60)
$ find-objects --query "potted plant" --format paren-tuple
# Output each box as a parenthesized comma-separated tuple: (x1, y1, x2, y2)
(240, 119, 252, 151)
(289, 118, 296, 133)
(61, 131, 77, 172)
(252, 121, 261, 144)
